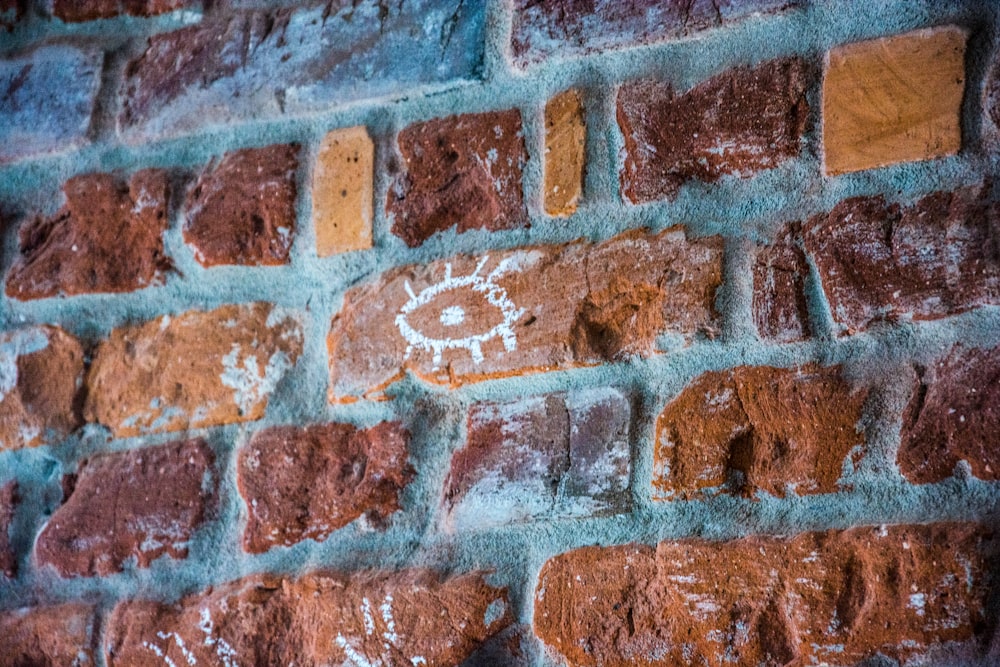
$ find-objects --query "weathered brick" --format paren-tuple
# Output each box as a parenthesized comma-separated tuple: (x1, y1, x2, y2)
(823, 26, 966, 175)
(327, 227, 722, 401)
(0, 603, 97, 666)
(753, 225, 810, 341)
(544, 89, 585, 217)
(184, 144, 299, 267)
(388, 109, 529, 247)
(35, 438, 213, 577)
(511, 0, 799, 67)
(52, 0, 196, 21)
(0, 45, 102, 164)
(85, 303, 303, 438)
(0, 480, 16, 577)
(119, 1, 485, 141)
(0, 325, 84, 450)
(899, 344, 1000, 484)
(313, 126, 374, 257)
(618, 58, 813, 203)
(445, 388, 630, 528)
(6, 170, 172, 300)
(238, 421, 412, 554)
(535, 523, 997, 667)
(804, 185, 1000, 333)
(654, 364, 867, 499)
(106, 569, 511, 665)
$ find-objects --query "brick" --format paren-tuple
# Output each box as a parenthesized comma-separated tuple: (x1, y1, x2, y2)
(823, 26, 966, 175)
(753, 225, 810, 341)
(6, 170, 172, 300)
(388, 109, 529, 247)
(35, 438, 213, 577)
(0, 325, 84, 450)
(654, 364, 867, 499)
(184, 144, 299, 267)
(0, 603, 97, 666)
(52, 0, 196, 21)
(119, 1, 486, 141)
(535, 523, 997, 667)
(445, 388, 630, 528)
(327, 227, 722, 401)
(85, 303, 303, 438)
(0, 481, 16, 577)
(106, 569, 512, 665)
(0, 45, 102, 164)
(899, 344, 1000, 484)
(618, 58, 813, 203)
(803, 185, 1000, 333)
(544, 89, 585, 217)
(238, 421, 412, 554)
(511, 0, 798, 68)
(313, 126, 374, 257)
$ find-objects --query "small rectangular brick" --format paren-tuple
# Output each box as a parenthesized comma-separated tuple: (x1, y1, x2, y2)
(823, 26, 966, 175)
(52, 0, 196, 21)
(313, 126, 374, 257)
(85, 303, 303, 438)
(535, 523, 997, 667)
(238, 421, 412, 553)
(388, 109, 528, 247)
(0, 480, 16, 577)
(106, 569, 511, 665)
(0, 603, 97, 666)
(654, 364, 867, 499)
(119, 1, 485, 141)
(35, 438, 213, 577)
(753, 225, 810, 341)
(327, 227, 722, 401)
(618, 58, 813, 203)
(544, 89, 585, 217)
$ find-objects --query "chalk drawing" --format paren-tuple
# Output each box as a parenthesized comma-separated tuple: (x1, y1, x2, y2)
(334, 594, 427, 667)
(140, 608, 240, 667)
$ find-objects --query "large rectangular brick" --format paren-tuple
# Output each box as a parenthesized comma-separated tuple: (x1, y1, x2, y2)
(544, 89, 586, 217)
(313, 126, 374, 257)
(0, 603, 97, 666)
(119, 1, 485, 141)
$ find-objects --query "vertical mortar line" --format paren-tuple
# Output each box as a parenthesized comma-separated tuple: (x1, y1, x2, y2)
(87, 37, 129, 148)
(800, 246, 837, 341)
(586, 75, 623, 212)
(719, 236, 758, 344)
(627, 387, 658, 515)
(520, 94, 545, 229)
(371, 107, 402, 252)
(288, 123, 321, 273)
(481, 0, 514, 84)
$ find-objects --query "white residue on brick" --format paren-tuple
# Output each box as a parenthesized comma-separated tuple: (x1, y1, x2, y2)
(198, 608, 241, 667)
(335, 594, 425, 667)
(220, 344, 292, 415)
(0, 327, 49, 402)
(909, 592, 926, 616)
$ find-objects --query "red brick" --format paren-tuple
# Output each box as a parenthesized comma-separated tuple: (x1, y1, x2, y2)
(0, 480, 16, 577)
(618, 58, 812, 203)
(535, 523, 996, 667)
(85, 303, 303, 438)
(238, 421, 413, 554)
(753, 226, 810, 342)
(654, 364, 867, 499)
(35, 438, 214, 577)
(52, 0, 195, 21)
(184, 144, 299, 267)
(804, 185, 1000, 332)
(388, 109, 528, 247)
(0, 603, 97, 666)
(328, 228, 722, 401)
(5, 170, 172, 300)
(106, 569, 512, 665)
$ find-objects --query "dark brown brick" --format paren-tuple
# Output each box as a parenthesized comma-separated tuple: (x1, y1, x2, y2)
(0, 603, 97, 667)
(52, 0, 196, 21)
(0, 480, 16, 577)
(753, 225, 810, 341)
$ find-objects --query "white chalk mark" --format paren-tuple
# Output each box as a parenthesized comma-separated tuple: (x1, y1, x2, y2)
(380, 594, 399, 644)
(362, 598, 376, 636)
(143, 641, 179, 667)
(337, 633, 377, 667)
(197, 608, 242, 667)
(335, 594, 427, 667)
(156, 631, 197, 666)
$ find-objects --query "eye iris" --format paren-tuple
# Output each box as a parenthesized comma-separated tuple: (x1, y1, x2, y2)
(439, 305, 466, 327)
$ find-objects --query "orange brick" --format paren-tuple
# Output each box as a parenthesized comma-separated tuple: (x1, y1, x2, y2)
(544, 89, 585, 216)
(313, 126, 374, 257)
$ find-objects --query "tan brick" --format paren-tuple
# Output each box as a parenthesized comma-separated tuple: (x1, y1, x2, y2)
(313, 126, 374, 257)
(544, 89, 585, 217)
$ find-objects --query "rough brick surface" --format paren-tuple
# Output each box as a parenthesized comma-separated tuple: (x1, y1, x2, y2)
(35, 438, 213, 577)
(183, 144, 299, 267)
(445, 388, 630, 528)
(119, 1, 485, 141)
(106, 569, 512, 666)
(6, 170, 171, 300)
(544, 89, 585, 217)
(535, 523, 997, 667)
(0, 325, 84, 450)
(313, 126, 374, 257)
(654, 365, 867, 499)
(899, 344, 1000, 484)
(328, 227, 722, 401)
(0, 481, 16, 577)
(238, 421, 413, 553)
(0, 603, 97, 666)
(388, 109, 529, 247)
(804, 185, 1000, 332)
(52, 0, 195, 21)
(618, 58, 812, 203)
(85, 303, 303, 438)
(753, 226, 810, 341)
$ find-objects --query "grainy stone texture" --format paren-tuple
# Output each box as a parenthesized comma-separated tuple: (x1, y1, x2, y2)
(0, 326, 84, 450)
(313, 126, 374, 257)
(445, 388, 630, 528)
(753, 225, 810, 342)
(85, 303, 303, 438)
(388, 109, 529, 247)
(618, 58, 812, 203)
(105, 569, 512, 666)
(899, 344, 1000, 484)
(6, 170, 172, 299)
(328, 227, 722, 401)
(238, 421, 413, 553)
(804, 184, 1000, 333)
(35, 438, 214, 577)
(52, 0, 196, 21)
(544, 89, 585, 217)
(823, 26, 966, 175)
(535, 523, 998, 667)
(654, 365, 868, 499)
(183, 144, 299, 267)
(0, 603, 97, 666)
(0, 481, 16, 578)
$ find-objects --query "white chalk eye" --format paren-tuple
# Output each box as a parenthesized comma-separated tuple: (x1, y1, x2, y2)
(439, 305, 466, 326)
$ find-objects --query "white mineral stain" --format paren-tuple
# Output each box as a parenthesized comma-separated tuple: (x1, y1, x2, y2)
(220, 345, 292, 416)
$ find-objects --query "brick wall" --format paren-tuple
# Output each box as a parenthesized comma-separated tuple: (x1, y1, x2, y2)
(1, 0, 1000, 665)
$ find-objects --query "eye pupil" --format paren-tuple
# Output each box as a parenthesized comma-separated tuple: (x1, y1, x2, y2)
(440, 305, 466, 327)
